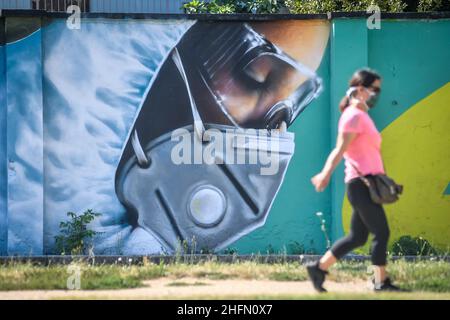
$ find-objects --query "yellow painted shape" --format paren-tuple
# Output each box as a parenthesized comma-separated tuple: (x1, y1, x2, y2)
(342, 83, 450, 250)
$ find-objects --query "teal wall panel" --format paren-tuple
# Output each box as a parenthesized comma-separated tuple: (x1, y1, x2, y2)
(329, 18, 368, 242)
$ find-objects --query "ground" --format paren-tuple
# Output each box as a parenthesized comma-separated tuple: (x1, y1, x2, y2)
(0, 259, 449, 299)
(1, 278, 450, 300)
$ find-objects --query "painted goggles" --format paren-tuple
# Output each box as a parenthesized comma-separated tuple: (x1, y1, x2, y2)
(193, 23, 322, 130)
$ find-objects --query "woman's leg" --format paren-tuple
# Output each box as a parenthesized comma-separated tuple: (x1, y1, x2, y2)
(344, 179, 391, 283)
(306, 203, 369, 292)
(318, 250, 336, 271)
(308, 179, 399, 291)
(318, 181, 370, 271)
(358, 204, 390, 283)
(366, 206, 390, 267)
(318, 210, 369, 271)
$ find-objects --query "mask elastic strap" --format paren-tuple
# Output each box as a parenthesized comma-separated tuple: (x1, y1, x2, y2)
(171, 48, 210, 142)
(346, 86, 358, 98)
(130, 48, 209, 168)
(131, 129, 150, 167)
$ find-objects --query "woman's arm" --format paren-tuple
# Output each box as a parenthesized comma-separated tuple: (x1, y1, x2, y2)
(311, 131, 357, 192)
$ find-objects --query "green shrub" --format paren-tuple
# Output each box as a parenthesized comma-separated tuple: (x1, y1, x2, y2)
(340, 0, 407, 12)
(285, 0, 338, 14)
(417, 0, 443, 11)
(219, 1, 250, 13)
(286, 0, 408, 13)
(182, 0, 209, 13)
(249, 0, 286, 13)
(390, 235, 440, 256)
(208, 0, 236, 13)
(183, 0, 286, 14)
(222, 247, 239, 255)
(54, 209, 102, 255)
(183, 0, 447, 13)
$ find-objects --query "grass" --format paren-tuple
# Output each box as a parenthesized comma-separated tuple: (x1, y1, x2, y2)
(0, 261, 165, 290)
(0, 259, 449, 294)
(165, 261, 308, 281)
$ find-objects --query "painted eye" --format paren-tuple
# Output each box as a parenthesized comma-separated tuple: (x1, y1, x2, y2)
(243, 55, 275, 84)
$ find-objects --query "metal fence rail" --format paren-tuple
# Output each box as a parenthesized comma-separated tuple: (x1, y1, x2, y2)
(31, 1, 89, 12)
(0, 0, 190, 13)
(91, 0, 188, 13)
(0, 0, 31, 9)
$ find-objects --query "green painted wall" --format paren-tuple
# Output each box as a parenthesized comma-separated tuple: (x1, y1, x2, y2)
(234, 17, 450, 254)
(341, 19, 450, 252)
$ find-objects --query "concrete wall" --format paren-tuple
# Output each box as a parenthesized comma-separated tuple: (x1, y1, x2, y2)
(0, 13, 449, 256)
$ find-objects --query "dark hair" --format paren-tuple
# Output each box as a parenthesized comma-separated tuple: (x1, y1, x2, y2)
(339, 68, 381, 112)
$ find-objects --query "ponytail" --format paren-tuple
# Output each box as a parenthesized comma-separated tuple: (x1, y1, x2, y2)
(339, 95, 350, 112)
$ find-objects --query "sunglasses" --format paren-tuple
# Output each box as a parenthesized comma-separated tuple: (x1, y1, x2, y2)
(367, 85, 381, 94)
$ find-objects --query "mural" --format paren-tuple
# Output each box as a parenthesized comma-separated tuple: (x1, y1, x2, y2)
(115, 21, 325, 254)
(0, 18, 329, 255)
(0, 15, 449, 256)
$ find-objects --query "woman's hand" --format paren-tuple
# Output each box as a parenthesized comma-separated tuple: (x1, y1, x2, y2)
(311, 171, 331, 192)
(311, 132, 356, 192)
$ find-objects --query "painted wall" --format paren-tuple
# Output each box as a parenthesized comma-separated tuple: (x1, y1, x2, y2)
(0, 15, 448, 256)
(337, 19, 450, 251)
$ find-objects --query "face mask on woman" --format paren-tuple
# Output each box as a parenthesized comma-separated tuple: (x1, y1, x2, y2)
(363, 86, 381, 108)
(366, 90, 380, 108)
(346, 86, 379, 109)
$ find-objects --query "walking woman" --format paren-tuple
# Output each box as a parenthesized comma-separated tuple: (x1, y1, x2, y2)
(309, 68, 402, 292)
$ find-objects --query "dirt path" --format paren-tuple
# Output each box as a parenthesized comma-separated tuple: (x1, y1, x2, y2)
(0, 278, 372, 299)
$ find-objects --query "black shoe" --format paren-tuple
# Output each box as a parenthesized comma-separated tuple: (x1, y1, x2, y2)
(373, 277, 404, 292)
(306, 261, 328, 293)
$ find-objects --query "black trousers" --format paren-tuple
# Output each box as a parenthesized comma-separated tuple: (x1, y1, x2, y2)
(331, 176, 390, 265)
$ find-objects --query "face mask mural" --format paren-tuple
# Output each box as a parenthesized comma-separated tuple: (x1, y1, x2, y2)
(1, 18, 328, 256)
(115, 22, 323, 253)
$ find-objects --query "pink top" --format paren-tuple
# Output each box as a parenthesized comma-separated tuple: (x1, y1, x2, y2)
(338, 106, 385, 183)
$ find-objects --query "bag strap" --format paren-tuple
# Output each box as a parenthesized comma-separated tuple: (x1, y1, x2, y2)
(348, 160, 372, 187)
